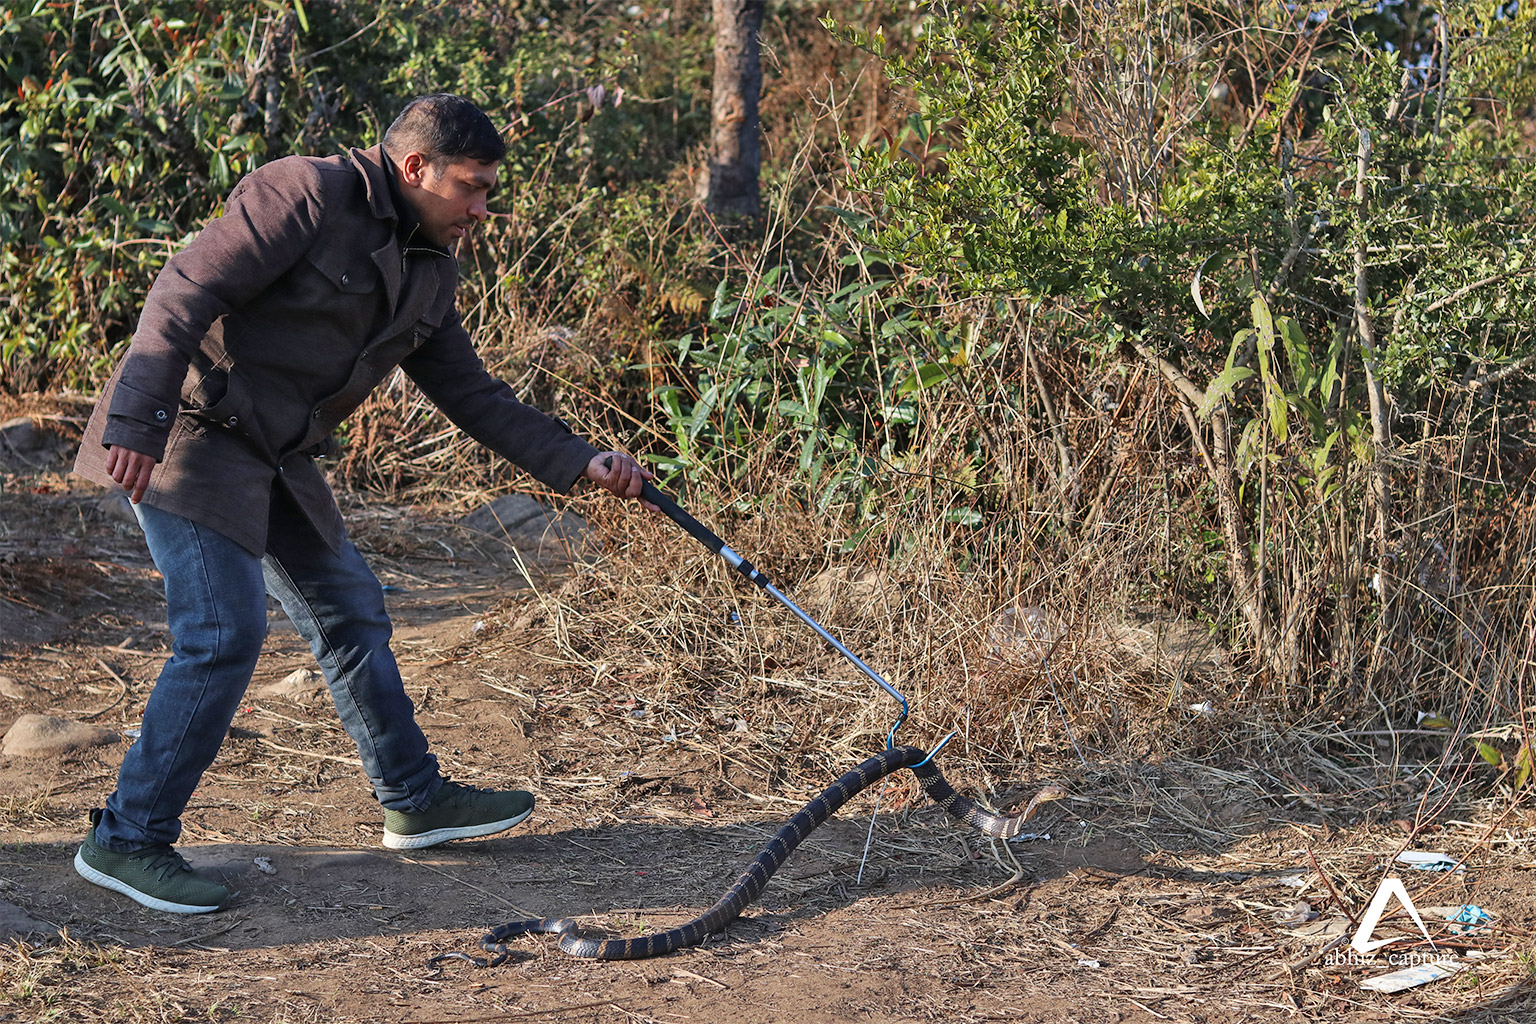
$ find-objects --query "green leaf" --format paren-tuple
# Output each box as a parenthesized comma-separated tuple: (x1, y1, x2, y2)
(1234, 417, 1263, 478)
(1267, 386, 1289, 443)
(99, 194, 135, 219)
(1197, 366, 1254, 418)
(1475, 741, 1503, 767)
(895, 361, 955, 396)
(907, 111, 929, 145)
(822, 205, 872, 231)
(1192, 248, 1232, 319)
(709, 278, 736, 322)
(1278, 317, 1315, 391)
(1250, 294, 1275, 347)
(1224, 329, 1254, 372)
(945, 507, 984, 527)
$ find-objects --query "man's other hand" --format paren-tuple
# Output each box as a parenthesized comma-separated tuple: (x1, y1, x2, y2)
(584, 452, 657, 510)
(106, 445, 158, 504)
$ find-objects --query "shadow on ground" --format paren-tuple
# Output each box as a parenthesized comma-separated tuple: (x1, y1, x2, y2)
(1, 811, 1103, 955)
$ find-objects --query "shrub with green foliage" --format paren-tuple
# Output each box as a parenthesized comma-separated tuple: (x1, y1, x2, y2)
(0, 0, 718, 390)
(819, 0, 1536, 697)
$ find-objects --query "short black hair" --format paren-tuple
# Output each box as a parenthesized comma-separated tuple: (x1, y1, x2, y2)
(383, 94, 507, 166)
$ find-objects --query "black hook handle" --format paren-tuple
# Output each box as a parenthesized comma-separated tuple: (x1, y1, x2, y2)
(604, 457, 769, 586)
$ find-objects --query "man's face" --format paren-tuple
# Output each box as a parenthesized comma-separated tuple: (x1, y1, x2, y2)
(396, 152, 498, 248)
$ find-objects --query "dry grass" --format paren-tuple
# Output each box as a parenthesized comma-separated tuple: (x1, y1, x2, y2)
(316, 307, 1536, 859)
(450, 444, 1528, 853)
(283, 0, 1536, 840)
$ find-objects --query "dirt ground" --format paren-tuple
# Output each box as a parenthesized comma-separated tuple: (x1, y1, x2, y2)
(2, 402, 1534, 1024)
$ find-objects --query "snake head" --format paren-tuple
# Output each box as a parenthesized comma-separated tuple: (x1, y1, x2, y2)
(1020, 783, 1069, 819)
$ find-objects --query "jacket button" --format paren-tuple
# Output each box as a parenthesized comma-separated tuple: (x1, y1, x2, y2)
(155, 409, 167, 421)
(340, 273, 350, 286)
(226, 415, 239, 427)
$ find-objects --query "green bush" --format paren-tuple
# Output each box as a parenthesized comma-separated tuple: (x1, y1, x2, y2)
(806, 0, 1536, 699)
(0, 0, 720, 390)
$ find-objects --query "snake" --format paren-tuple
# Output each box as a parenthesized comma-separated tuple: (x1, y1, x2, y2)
(479, 744, 1067, 961)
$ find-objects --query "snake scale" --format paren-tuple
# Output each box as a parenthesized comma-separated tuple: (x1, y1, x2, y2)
(481, 744, 1066, 960)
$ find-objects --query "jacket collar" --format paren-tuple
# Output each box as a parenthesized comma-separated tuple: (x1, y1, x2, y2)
(349, 144, 398, 224)
(351, 144, 450, 256)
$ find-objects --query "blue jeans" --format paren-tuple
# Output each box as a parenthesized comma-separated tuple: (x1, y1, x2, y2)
(94, 490, 442, 851)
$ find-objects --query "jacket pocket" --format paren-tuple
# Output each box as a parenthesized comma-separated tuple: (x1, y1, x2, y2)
(299, 435, 339, 460)
(306, 243, 376, 295)
(195, 371, 272, 461)
(411, 316, 439, 350)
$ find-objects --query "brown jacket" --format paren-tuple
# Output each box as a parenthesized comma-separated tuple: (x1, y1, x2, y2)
(75, 145, 597, 555)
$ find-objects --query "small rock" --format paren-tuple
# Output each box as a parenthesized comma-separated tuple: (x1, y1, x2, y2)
(256, 667, 325, 701)
(1, 714, 117, 757)
(460, 493, 549, 534)
(460, 494, 592, 565)
(0, 676, 45, 701)
(96, 491, 139, 524)
(0, 898, 58, 941)
(0, 417, 50, 454)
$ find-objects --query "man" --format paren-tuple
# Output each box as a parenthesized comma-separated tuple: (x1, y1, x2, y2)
(70, 94, 650, 914)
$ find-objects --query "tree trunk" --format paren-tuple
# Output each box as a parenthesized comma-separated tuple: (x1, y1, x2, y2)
(1135, 342, 1284, 678)
(704, 0, 764, 219)
(1353, 127, 1395, 667)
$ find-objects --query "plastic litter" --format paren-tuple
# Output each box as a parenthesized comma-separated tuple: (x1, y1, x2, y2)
(1274, 900, 1317, 926)
(1290, 916, 1351, 942)
(1359, 958, 1465, 993)
(1446, 904, 1491, 935)
(1395, 851, 1463, 872)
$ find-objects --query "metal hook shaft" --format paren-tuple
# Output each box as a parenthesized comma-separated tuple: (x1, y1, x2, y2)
(631, 470, 911, 745)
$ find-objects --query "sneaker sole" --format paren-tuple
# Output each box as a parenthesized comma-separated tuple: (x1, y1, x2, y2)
(381, 806, 533, 850)
(73, 851, 225, 914)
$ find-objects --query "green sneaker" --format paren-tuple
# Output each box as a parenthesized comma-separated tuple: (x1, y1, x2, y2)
(74, 811, 230, 914)
(381, 781, 534, 850)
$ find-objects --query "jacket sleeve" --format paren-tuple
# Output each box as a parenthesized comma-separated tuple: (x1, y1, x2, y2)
(101, 160, 327, 459)
(400, 314, 599, 493)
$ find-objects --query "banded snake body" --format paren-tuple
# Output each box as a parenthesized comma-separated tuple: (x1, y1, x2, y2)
(483, 744, 1066, 960)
